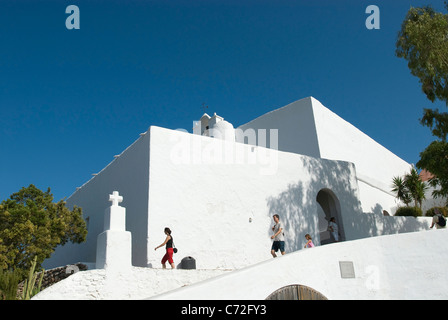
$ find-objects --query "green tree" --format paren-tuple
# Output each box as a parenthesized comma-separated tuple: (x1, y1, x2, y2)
(417, 140, 448, 201)
(396, 3, 448, 201)
(0, 185, 87, 276)
(396, 4, 448, 105)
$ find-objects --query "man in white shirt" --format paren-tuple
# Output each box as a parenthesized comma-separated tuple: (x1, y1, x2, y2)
(271, 214, 285, 257)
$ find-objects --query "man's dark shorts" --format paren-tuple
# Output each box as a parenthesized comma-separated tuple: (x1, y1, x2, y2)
(271, 241, 285, 253)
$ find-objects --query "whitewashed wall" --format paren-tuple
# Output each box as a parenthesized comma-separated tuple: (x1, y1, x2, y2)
(44, 132, 151, 269)
(153, 227, 445, 300)
(311, 97, 412, 214)
(44, 125, 430, 272)
(237, 97, 321, 158)
(145, 127, 427, 270)
(34, 222, 440, 300)
(237, 97, 412, 214)
(146, 126, 364, 269)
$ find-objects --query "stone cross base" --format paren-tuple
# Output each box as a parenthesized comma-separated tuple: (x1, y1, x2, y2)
(96, 230, 132, 271)
(96, 191, 132, 271)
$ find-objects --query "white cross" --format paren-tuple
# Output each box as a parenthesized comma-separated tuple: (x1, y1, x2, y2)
(109, 191, 123, 207)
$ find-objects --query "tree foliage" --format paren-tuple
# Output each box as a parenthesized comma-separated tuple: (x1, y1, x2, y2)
(420, 108, 448, 141)
(396, 4, 448, 105)
(425, 206, 448, 217)
(396, 3, 448, 201)
(0, 185, 87, 275)
(394, 206, 423, 217)
(416, 140, 448, 201)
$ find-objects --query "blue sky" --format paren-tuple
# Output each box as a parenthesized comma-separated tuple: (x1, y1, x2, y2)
(0, 0, 446, 202)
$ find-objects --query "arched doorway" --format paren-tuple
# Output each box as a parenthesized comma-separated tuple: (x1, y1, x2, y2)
(316, 189, 344, 245)
(265, 284, 328, 300)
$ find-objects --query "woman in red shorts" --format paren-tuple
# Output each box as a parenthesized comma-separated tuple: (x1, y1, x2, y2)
(154, 227, 175, 269)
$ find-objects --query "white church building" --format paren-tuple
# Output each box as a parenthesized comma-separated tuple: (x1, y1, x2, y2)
(37, 96, 447, 300)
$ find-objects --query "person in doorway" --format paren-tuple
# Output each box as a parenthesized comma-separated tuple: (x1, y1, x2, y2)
(304, 234, 315, 248)
(271, 214, 285, 257)
(328, 217, 339, 242)
(430, 208, 446, 229)
(154, 227, 175, 269)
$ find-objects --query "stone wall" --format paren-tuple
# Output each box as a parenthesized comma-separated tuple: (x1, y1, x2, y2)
(18, 263, 88, 298)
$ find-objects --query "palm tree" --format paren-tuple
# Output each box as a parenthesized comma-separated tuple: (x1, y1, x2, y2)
(391, 176, 412, 206)
(414, 178, 429, 209)
(392, 168, 428, 209)
(405, 168, 421, 208)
